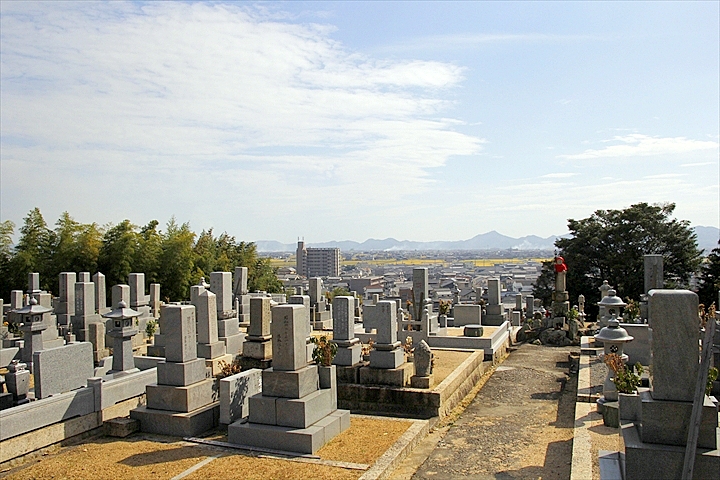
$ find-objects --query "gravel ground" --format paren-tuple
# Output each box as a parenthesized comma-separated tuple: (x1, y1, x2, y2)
(399, 343, 578, 479)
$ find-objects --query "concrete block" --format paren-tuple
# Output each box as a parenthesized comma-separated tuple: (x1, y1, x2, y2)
(640, 395, 718, 449)
(359, 362, 413, 387)
(222, 333, 245, 357)
(453, 305, 482, 326)
(146, 377, 217, 412)
(197, 341, 226, 360)
(249, 394, 277, 425)
(262, 365, 319, 399)
(276, 388, 333, 428)
(104, 417, 139, 437)
(333, 344, 362, 366)
(219, 369, 262, 425)
(33, 342, 94, 399)
(130, 402, 218, 437)
(156, 358, 207, 387)
(217, 318, 239, 338)
(243, 341, 272, 360)
(318, 365, 337, 410)
(228, 421, 325, 454)
(411, 375, 434, 389)
(369, 348, 404, 369)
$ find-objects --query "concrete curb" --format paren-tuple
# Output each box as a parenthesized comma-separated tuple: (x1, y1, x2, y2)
(358, 416, 433, 480)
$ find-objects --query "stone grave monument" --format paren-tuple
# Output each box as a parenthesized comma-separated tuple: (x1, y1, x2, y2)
(240, 296, 273, 369)
(210, 272, 245, 357)
(131, 304, 218, 436)
(484, 278, 506, 326)
(360, 300, 412, 386)
(228, 303, 350, 454)
(193, 288, 232, 375)
(621, 290, 719, 479)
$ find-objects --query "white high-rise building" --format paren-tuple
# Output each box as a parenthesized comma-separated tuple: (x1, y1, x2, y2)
(296, 241, 340, 278)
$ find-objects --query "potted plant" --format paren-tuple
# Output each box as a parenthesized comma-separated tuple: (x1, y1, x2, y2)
(438, 300, 451, 327)
(361, 338, 374, 362)
(311, 335, 338, 389)
(605, 352, 644, 421)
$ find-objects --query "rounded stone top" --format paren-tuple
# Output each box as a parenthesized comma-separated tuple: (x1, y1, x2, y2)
(29, 297, 38, 305)
(118, 300, 128, 309)
(598, 290, 627, 308)
(595, 318, 634, 343)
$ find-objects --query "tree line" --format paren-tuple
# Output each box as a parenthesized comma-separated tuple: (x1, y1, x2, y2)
(0, 208, 283, 302)
(532, 202, 718, 320)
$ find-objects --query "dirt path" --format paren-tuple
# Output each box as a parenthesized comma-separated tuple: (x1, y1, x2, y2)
(392, 343, 578, 479)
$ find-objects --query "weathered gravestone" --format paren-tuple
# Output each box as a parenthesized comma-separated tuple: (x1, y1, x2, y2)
(228, 304, 349, 454)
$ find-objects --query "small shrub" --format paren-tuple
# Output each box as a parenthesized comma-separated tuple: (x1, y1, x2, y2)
(604, 352, 643, 394)
(216, 358, 242, 379)
(310, 335, 338, 366)
(145, 320, 157, 339)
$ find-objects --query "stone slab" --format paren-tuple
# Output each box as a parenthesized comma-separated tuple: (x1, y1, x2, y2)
(219, 368, 263, 425)
(276, 388, 333, 428)
(271, 305, 307, 371)
(359, 362, 413, 387)
(622, 421, 719, 480)
(453, 305, 482, 326)
(640, 394, 718, 449)
(104, 417, 140, 438)
(242, 340, 271, 360)
(33, 342, 94, 399)
(369, 348, 405, 369)
(248, 394, 277, 425)
(217, 318, 239, 338)
(410, 375, 434, 389)
(157, 358, 207, 387)
(146, 377, 217, 413)
(162, 305, 198, 364)
(205, 353, 234, 376)
(333, 344, 362, 366)
(221, 333, 245, 357)
(197, 341, 226, 360)
(262, 365, 319, 399)
(648, 289, 699, 402)
(130, 402, 218, 437)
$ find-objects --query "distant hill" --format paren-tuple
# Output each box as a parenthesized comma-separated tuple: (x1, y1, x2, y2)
(255, 231, 560, 252)
(255, 226, 719, 253)
(695, 226, 720, 254)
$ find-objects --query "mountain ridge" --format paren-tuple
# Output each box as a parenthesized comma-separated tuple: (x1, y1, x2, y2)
(256, 226, 719, 253)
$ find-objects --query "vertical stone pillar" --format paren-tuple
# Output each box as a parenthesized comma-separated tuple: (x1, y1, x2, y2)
(271, 304, 307, 371)
(210, 272, 234, 318)
(644, 254, 663, 294)
(332, 296, 361, 366)
(93, 272, 107, 314)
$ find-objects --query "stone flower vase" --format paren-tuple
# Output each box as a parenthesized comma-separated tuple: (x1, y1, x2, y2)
(318, 364, 336, 390)
(618, 391, 641, 422)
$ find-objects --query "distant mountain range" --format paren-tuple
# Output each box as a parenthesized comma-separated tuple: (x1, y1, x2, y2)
(256, 226, 719, 253)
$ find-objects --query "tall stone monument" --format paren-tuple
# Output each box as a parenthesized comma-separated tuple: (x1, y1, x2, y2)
(228, 304, 350, 454)
(131, 304, 218, 436)
(484, 278, 506, 326)
(622, 289, 719, 479)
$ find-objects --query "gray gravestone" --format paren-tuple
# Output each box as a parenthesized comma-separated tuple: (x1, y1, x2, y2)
(271, 304, 307, 371)
(234, 266, 248, 296)
(163, 304, 198, 363)
(33, 342, 94, 399)
(648, 289, 698, 402)
(644, 254, 664, 294)
(210, 272, 234, 317)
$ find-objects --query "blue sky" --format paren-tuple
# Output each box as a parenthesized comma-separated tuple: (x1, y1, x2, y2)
(1, 1, 718, 243)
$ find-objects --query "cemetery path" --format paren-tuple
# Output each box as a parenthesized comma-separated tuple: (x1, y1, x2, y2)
(394, 343, 578, 479)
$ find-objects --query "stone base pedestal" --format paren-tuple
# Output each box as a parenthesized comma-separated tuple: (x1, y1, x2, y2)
(205, 353, 234, 376)
(333, 344, 362, 366)
(621, 422, 720, 480)
(369, 348, 404, 369)
(243, 340, 271, 361)
(483, 314, 506, 326)
(640, 394, 717, 448)
(146, 345, 165, 357)
(228, 409, 349, 454)
(197, 341, 226, 360)
(146, 377, 218, 412)
(130, 402, 219, 437)
(410, 374, 434, 389)
(221, 333, 246, 357)
(312, 320, 333, 330)
(239, 356, 272, 370)
(335, 363, 367, 384)
(359, 362, 413, 387)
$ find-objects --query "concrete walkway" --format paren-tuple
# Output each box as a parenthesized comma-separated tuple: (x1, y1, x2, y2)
(390, 343, 578, 479)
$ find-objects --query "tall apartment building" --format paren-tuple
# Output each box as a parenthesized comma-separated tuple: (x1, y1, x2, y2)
(296, 241, 340, 278)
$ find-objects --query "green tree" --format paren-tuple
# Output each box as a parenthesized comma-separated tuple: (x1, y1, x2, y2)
(193, 229, 217, 280)
(6, 208, 54, 292)
(248, 256, 284, 293)
(97, 220, 138, 288)
(326, 286, 351, 301)
(158, 217, 196, 301)
(50, 212, 103, 292)
(0, 220, 16, 299)
(555, 202, 702, 320)
(134, 220, 163, 285)
(697, 241, 720, 308)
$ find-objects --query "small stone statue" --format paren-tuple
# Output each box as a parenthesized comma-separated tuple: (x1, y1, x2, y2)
(414, 340, 432, 377)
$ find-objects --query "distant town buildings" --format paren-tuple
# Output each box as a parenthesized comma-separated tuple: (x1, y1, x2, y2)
(295, 241, 340, 278)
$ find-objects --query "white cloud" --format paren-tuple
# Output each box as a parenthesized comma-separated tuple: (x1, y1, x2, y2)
(681, 161, 716, 167)
(540, 172, 578, 178)
(558, 134, 718, 160)
(0, 2, 485, 238)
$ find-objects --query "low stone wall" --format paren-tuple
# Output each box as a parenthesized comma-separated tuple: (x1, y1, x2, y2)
(338, 351, 486, 418)
(0, 368, 156, 465)
(427, 321, 511, 362)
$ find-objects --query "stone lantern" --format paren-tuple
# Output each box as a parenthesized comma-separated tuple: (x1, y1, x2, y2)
(102, 300, 140, 375)
(595, 317, 634, 403)
(15, 297, 52, 369)
(597, 289, 626, 327)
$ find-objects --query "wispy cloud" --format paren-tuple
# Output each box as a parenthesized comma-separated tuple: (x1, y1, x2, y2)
(378, 32, 603, 53)
(558, 134, 719, 160)
(681, 161, 716, 167)
(0, 2, 484, 237)
(540, 172, 578, 178)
